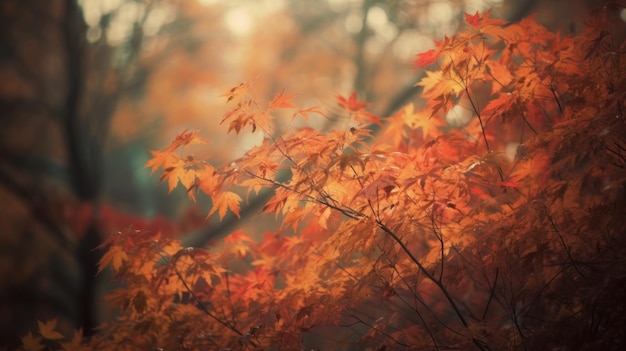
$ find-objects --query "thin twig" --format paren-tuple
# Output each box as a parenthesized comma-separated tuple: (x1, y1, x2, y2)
(163, 254, 257, 347)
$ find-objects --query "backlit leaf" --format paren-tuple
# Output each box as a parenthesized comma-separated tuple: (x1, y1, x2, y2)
(209, 191, 242, 220)
(269, 89, 297, 109)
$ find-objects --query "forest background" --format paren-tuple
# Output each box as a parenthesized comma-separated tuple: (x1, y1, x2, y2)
(0, 0, 624, 350)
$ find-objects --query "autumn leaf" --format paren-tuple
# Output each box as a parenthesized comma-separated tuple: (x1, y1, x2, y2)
(269, 89, 297, 109)
(209, 191, 242, 220)
(20, 332, 44, 351)
(252, 111, 274, 133)
(60, 329, 85, 351)
(145, 130, 208, 194)
(262, 190, 289, 215)
(294, 106, 327, 121)
(465, 10, 507, 30)
(159, 159, 198, 194)
(224, 230, 256, 257)
(336, 92, 381, 125)
(167, 129, 207, 151)
(98, 244, 128, 273)
(417, 69, 464, 98)
(337, 92, 369, 112)
(221, 81, 252, 103)
(413, 49, 441, 69)
(37, 319, 64, 340)
(400, 103, 444, 139)
(145, 149, 178, 175)
(465, 11, 481, 28)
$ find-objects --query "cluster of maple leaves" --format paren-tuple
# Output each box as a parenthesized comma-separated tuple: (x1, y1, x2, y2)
(18, 5, 626, 351)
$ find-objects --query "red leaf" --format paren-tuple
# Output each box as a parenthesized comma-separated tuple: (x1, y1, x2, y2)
(337, 92, 369, 112)
(465, 11, 480, 28)
(412, 49, 441, 68)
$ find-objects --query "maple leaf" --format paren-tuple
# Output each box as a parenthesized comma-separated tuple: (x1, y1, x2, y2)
(417, 69, 464, 98)
(467, 10, 508, 31)
(224, 231, 256, 257)
(209, 191, 242, 220)
(337, 92, 369, 112)
(400, 103, 444, 139)
(465, 11, 480, 28)
(252, 111, 274, 133)
(413, 49, 442, 69)
(294, 106, 327, 121)
(20, 332, 44, 351)
(145, 149, 178, 175)
(159, 160, 197, 194)
(221, 81, 252, 103)
(334, 92, 381, 126)
(353, 109, 382, 126)
(262, 189, 289, 215)
(61, 329, 85, 351)
(225, 114, 248, 134)
(269, 89, 297, 109)
(37, 319, 65, 340)
(98, 244, 128, 273)
(167, 129, 207, 151)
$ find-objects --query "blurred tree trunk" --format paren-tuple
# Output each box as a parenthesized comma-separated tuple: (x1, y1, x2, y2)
(502, 0, 602, 31)
(0, 0, 104, 347)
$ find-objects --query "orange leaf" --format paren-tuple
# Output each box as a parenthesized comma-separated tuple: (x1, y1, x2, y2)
(209, 191, 242, 220)
(20, 332, 45, 351)
(145, 149, 178, 175)
(159, 161, 197, 194)
(224, 231, 256, 257)
(98, 245, 128, 274)
(400, 103, 444, 139)
(337, 92, 369, 112)
(61, 329, 84, 351)
(294, 106, 327, 121)
(221, 81, 252, 103)
(37, 319, 64, 340)
(269, 89, 297, 109)
(168, 129, 207, 151)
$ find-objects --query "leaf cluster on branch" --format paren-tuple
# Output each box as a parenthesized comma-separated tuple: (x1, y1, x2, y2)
(18, 5, 626, 351)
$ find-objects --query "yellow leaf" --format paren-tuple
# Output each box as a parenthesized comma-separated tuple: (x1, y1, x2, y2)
(400, 103, 445, 139)
(417, 69, 465, 98)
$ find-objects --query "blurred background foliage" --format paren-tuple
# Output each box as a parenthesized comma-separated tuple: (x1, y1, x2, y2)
(0, 0, 609, 347)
